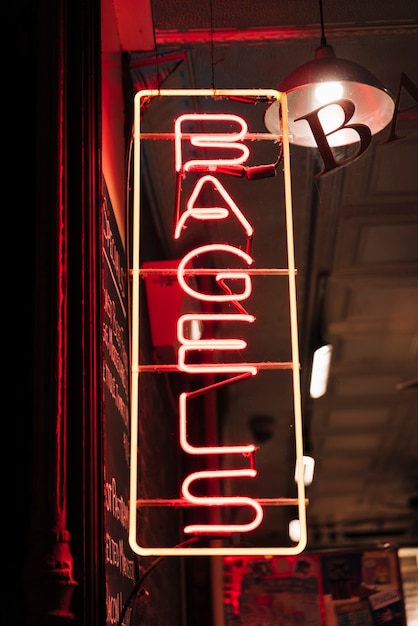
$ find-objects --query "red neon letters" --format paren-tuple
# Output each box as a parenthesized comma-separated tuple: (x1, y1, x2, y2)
(175, 114, 262, 534)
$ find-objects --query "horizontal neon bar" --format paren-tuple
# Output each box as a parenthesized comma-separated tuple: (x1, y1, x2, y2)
(134, 267, 296, 275)
(137, 498, 309, 507)
(139, 132, 281, 141)
(135, 362, 296, 372)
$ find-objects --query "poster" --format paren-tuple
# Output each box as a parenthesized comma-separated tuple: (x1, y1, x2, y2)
(223, 548, 407, 626)
(223, 554, 324, 626)
(321, 549, 406, 626)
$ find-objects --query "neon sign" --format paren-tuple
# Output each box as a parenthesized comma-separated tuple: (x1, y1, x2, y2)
(130, 89, 307, 556)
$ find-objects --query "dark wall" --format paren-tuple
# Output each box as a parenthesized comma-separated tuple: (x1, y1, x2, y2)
(8, 2, 36, 622)
(7, 1, 213, 622)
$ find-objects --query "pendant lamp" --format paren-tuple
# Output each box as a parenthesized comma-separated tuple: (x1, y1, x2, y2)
(264, 1, 395, 147)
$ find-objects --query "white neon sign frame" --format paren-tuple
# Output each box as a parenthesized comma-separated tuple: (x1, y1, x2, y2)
(129, 88, 307, 556)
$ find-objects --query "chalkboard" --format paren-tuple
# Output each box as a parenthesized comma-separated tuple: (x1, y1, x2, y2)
(102, 183, 136, 625)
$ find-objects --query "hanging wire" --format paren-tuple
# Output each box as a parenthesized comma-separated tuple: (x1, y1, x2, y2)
(209, 0, 215, 88)
(318, 0, 327, 46)
(150, 0, 161, 88)
(116, 537, 199, 626)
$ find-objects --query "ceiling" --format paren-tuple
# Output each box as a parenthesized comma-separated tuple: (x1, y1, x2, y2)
(119, 0, 418, 551)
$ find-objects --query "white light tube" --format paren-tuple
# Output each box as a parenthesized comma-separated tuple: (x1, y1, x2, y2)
(309, 344, 332, 398)
(294, 455, 315, 486)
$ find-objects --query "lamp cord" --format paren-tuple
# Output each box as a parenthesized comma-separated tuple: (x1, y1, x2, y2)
(116, 537, 199, 626)
(150, 0, 161, 88)
(318, 0, 327, 46)
(209, 0, 215, 88)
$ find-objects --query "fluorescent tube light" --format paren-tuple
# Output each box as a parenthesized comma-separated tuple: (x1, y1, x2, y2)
(310, 344, 332, 398)
(294, 455, 315, 486)
(289, 519, 301, 542)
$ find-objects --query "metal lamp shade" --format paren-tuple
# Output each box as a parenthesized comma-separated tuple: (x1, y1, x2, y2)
(264, 45, 395, 147)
